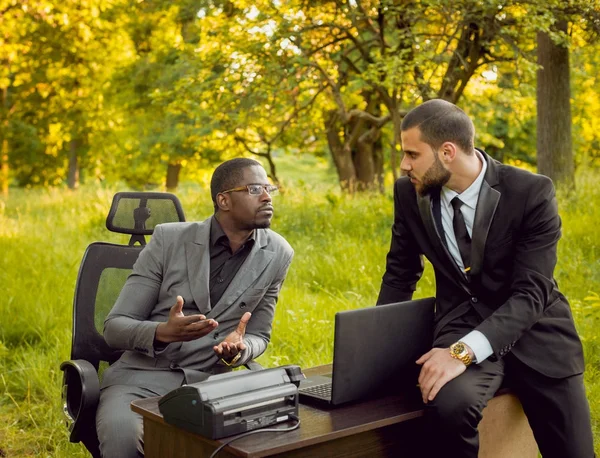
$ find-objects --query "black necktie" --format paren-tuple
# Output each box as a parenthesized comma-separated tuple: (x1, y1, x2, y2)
(451, 197, 471, 273)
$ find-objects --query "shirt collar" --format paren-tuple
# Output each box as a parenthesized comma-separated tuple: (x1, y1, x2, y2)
(210, 216, 256, 248)
(441, 150, 487, 209)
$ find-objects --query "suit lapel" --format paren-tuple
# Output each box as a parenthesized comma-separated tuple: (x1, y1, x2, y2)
(418, 191, 446, 260)
(417, 191, 470, 291)
(208, 229, 275, 319)
(470, 152, 501, 278)
(431, 193, 447, 249)
(185, 222, 212, 314)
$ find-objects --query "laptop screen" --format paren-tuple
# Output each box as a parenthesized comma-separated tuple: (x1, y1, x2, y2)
(330, 298, 434, 405)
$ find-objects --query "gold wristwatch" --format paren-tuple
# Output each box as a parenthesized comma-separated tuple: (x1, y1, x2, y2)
(449, 341, 473, 367)
(220, 352, 242, 367)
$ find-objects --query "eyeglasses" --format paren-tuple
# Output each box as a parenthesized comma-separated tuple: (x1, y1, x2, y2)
(220, 184, 279, 196)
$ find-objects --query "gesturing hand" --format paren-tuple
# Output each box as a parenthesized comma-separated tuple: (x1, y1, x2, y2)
(416, 348, 467, 404)
(155, 295, 218, 343)
(213, 312, 251, 362)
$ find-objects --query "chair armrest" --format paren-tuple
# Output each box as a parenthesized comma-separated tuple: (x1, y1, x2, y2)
(60, 359, 100, 443)
(244, 360, 263, 371)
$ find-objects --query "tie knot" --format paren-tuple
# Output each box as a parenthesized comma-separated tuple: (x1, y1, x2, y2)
(451, 196, 464, 211)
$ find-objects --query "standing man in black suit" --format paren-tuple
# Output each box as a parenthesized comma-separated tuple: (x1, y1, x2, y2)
(377, 99, 594, 457)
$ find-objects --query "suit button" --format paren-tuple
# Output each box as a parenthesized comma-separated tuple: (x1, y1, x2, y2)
(471, 297, 478, 303)
(240, 302, 247, 309)
(214, 332, 219, 340)
(169, 362, 179, 370)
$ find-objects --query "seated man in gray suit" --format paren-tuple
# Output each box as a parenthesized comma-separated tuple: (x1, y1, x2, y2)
(96, 158, 294, 458)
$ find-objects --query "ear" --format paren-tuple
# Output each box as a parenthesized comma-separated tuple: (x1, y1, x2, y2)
(216, 193, 230, 212)
(440, 142, 458, 162)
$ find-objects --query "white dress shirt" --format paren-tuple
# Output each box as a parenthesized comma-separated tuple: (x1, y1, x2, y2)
(440, 151, 493, 364)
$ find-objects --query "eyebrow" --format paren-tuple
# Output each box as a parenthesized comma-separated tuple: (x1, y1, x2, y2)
(403, 149, 419, 156)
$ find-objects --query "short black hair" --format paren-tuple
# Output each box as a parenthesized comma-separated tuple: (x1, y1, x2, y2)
(210, 158, 262, 211)
(401, 99, 474, 153)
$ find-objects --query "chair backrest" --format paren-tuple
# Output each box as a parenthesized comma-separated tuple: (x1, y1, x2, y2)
(69, 192, 186, 369)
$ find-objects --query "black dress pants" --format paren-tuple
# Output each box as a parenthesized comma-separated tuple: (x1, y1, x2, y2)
(425, 353, 594, 458)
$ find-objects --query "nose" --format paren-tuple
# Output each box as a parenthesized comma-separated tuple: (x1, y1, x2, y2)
(400, 154, 411, 173)
(260, 187, 272, 202)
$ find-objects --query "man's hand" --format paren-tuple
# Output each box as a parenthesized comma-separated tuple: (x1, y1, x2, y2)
(155, 296, 218, 343)
(416, 347, 467, 404)
(213, 312, 251, 362)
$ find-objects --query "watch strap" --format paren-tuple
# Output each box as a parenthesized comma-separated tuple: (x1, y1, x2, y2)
(450, 342, 473, 367)
(220, 352, 242, 367)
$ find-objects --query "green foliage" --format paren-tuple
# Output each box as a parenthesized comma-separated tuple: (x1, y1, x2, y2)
(0, 0, 134, 188)
(1, 166, 600, 455)
(571, 35, 600, 167)
(467, 71, 538, 164)
(5, 121, 52, 186)
(1, 1, 600, 191)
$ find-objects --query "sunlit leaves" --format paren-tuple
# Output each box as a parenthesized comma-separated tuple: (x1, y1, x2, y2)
(1, 0, 599, 190)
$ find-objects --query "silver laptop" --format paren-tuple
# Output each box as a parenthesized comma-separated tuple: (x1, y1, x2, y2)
(298, 298, 435, 406)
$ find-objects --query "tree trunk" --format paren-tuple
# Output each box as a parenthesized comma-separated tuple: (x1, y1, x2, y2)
(325, 93, 387, 192)
(352, 115, 376, 191)
(166, 162, 182, 191)
(354, 140, 375, 191)
(68, 139, 80, 189)
(352, 93, 383, 191)
(373, 134, 384, 193)
(536, 21, 574, 190)
(326, 110, 356, 192)
(1, 85, 8, 196)
(1, 139, 8, 196)
(390, 110, 404, 181)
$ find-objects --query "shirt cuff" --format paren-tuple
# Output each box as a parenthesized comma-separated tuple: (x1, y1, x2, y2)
(460, 331, 493, 364)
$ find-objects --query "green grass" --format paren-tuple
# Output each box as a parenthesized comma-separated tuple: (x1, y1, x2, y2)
(1, 165, 599, 456)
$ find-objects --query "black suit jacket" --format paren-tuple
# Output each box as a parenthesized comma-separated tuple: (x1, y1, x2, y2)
(377, 151, 584, 378)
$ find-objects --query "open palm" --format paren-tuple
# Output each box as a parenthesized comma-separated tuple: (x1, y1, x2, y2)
(213, 312, 251, 360)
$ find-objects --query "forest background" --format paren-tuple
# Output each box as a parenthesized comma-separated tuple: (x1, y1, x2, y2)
(1, 0, 600, 456)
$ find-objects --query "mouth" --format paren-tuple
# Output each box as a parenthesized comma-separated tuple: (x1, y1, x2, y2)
(258, 207, 274, 215)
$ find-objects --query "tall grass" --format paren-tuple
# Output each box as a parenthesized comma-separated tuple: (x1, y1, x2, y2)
(0, 167, 599, 456)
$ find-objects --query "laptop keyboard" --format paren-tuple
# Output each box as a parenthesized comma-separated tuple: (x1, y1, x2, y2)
(299, 382, 332, 399)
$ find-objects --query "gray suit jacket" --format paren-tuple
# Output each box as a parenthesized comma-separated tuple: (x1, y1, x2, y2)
(101, 218, 294, 393)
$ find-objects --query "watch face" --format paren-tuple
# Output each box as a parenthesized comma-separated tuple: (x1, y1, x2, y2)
(450, 342, 472, 366)
(453, 342, 465, 354)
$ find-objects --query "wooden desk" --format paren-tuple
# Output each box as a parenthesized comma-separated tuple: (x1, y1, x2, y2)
(131, 365, 537, 458)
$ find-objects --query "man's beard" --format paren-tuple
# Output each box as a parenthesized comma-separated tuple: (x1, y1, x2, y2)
(238, 219, 271, 231)
(253, 220, 271, 229)
(240, 212, 272, 230)
(408, 153, 451, 196)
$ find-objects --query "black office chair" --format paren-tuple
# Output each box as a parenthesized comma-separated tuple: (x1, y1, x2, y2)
(60, 192, 186, 458)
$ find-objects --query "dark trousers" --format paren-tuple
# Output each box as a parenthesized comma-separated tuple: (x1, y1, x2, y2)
(425, 353, 594, 458)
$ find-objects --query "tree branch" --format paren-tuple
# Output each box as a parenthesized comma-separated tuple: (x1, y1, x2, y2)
(270, 84, 327, 144)
(305, 36, 349, 57)
(234, 134, 260, 155)
(352, 0, 380, 38)
(347, 109, 391, 128)
(307, 61, 348, 119)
